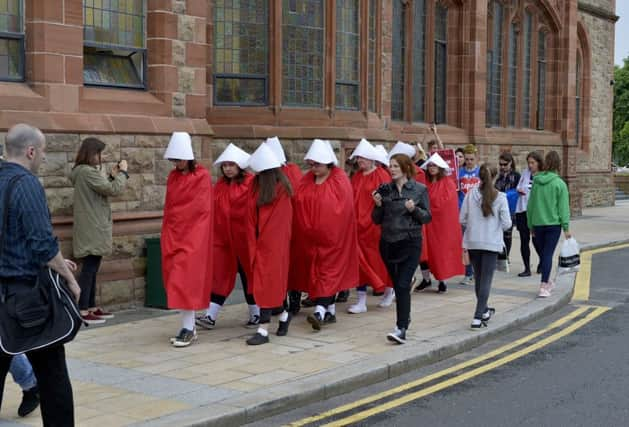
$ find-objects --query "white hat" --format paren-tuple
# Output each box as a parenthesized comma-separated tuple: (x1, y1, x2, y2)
(421, 152, 450, 170)
(164, 132, 194, 160)
(264, 136, 287, 164)
(350, 138, 379, 162)
(374, 145, 389, 165)
(213, 143, 250, 169)
(248, 143, 282, 173)
(305, 139, 337, 165)
(388, 141, 416, 159)
(324, 140, 339, 166)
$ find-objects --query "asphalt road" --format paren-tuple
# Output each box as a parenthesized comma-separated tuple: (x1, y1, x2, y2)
(248, 247, 629, 427)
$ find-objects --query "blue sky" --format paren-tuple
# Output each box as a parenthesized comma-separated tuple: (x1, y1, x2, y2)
(616, 2, 629, 65)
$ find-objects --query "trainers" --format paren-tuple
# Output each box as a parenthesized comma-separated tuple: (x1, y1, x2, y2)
(481, 307, 496, 322)
(195, 315, 216, 330)
(336, 290, 350, 303)
(90, 308, 114, 319)
(245, 315, 260, 328)
(246, 332, 269, 345)
(17, 386, 39, 417)
(81, 312, 106, 325)
(518, 270, 532, 277)
(323, 312, 337, 324)
(307, 312, 323, 331)
(378, 289, 395, 307)
(460, 276, 474, 286)
(172, 328, 197, 347)
(547, 280, 556, 291)
(347, 303, 367, 314)
(414, 278, 432, 292)
(276, 314, 292, 336)
(537, 283, 551, 298)
(386, 327, 407, 344)
(438, 282, 447, 293)
(470, 318, 487, 330)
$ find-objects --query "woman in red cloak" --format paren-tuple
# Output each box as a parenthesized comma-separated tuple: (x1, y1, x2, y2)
(415, 153, 464, 293)
(161, 132, 213, 348)
(347, 139, 393, 314)
(195, 144, 259, 331)
(290, 139, 359, 331)
(245, 144, 293, 345)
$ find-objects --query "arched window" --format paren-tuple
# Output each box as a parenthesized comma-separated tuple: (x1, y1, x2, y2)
(486, 0, 504, 127)
(522, 10, 532, 128)
(434, 3, 448, 124)
(368, 0, 378, 112)
(336, 0, 360, 109)
(507, 20, 518, 127)
(411, 0, 426, 122)
(536, 31, 547, 130)
(391, 0, 406, 120)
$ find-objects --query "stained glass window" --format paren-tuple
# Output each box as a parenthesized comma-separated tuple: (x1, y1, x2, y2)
(368, 0, 377, 112)
(486, 0, 503, 127)
(411, 0, 425, 122)
(282, 0, 324, 107)
(391, 0, 405, 120)
(522, 11, 532, 128)
(83, 0, 146, 88)
(215, 0, 268, 105)
(576, 53, 581, 144)
(434, 3, 447, 125)
(537, 31, 546, 130)
(507, 22, 518, 127)
(0, 0, 23, 81)
(335, 0, 359, 109)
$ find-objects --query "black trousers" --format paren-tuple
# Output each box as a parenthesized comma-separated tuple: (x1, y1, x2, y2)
(211, 260, 256, 306)
(515, 212, 541, 269)
(0, 345, 74, 426)
(468, 250, 498, 319)
(78, 255, 102, 311)
(380, 238, 422, 330)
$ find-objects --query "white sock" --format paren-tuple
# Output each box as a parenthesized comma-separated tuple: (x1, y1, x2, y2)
(249, 304, 260, 317)
(356, 291, 367, 306)
(315, 305, 326, 317)
(327, 304, 336, 316)
(181, 310, 195, 331)
(279, 311, 289, 322)
(257, 326, 268, 337)
(384, 287, 394, 297)
(207, 302, 221, 319)
(421, 269, 431, 281)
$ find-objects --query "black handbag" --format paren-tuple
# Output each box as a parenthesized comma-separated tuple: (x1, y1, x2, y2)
(0, 173, 83, 356)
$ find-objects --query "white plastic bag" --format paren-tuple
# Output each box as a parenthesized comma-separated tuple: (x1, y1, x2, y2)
(558, 237, 580, 272)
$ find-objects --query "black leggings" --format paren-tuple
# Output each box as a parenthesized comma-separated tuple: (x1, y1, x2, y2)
(210, 260, 256, 306)
(515, 212, 541, 269)
(78, 255, 102, 311)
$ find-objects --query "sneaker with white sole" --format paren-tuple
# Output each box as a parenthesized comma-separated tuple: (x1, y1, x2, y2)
(386, 327, 406, 344)
(195, 315, 216, 330)
(244, 315, 260, 328)
(377, 289, 395, 308)
(481, 307, 496, 322)
(470, 318, 487, 330)
(460, 276, 474, 286)
(537, 283, 551, 298)
(171, 328, 197, 347)
(347, 303, 367, 314)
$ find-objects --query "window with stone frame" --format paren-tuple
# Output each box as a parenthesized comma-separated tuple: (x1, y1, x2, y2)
(368, 0, 378, 112)
(335, 0, 360, 110)
(214, 0, 268, 105)
(521, 10, 532, 128)
(0, 0, 23, 82)
(507, 20, 518, 127)
(83, 0, 146, 89)
(391, 0, 406, 120)
(282, 0, 325, 107)
(536, 30, 546, 130)
(434, 2, 447, 125)
(411, 0, 426, 122)
(576, 51, 581, 145)
(486, 0, 504, 127)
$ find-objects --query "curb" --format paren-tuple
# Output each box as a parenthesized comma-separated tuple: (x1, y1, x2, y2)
(138, 270, 582, 427)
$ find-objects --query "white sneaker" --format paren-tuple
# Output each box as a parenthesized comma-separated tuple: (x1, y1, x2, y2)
(537, 283, 551, 298)
(347, 303, 367, 314)
(460, 276, 474, 286)
(377, 289, 395, 308)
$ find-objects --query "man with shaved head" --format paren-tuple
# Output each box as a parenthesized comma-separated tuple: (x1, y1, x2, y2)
(0, 124, 79, 426)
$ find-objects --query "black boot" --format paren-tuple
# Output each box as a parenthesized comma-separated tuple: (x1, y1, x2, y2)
(276, 314, 292, 336)
(438, 282, 447, 293)
(18, 386, 39, 417)
(336, 290, 349, 303)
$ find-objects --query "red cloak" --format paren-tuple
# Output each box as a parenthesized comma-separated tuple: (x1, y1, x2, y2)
(351, 168, 391, 291)
(212, 173, 254, 298)
(161, 166, 213, 310)
(290, 167, 359, 299)
(282, 163, 303, 191)
(414, 165, 429, 262)
(425, 177, 464, 280)
(414, 165, 427, 185)
(247, 183, 293, 309)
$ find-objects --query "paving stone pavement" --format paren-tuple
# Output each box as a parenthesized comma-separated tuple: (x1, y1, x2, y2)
(1, 201, 628, 426)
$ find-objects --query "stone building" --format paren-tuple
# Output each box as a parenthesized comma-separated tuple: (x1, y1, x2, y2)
(0, 0, 617, 308)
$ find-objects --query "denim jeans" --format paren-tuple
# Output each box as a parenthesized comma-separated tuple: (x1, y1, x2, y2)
(9, 353, 37, 391)
(533, 225, 562, 283)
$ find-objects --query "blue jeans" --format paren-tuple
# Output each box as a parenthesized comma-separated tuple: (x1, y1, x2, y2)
(532, 225, 562, 283)
(9, 354, 37, 391)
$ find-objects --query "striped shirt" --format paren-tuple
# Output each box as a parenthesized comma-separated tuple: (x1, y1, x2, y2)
(0, 161, 59, 279)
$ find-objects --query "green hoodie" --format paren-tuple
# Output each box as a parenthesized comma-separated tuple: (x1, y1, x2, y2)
(527, 171, 570, 230)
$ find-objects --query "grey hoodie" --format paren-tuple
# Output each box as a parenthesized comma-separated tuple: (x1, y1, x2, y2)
(459, 187, 512, 253)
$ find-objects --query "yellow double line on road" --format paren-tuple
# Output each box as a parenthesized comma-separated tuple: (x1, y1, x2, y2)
(572, 243, 629, 301)
(287, 305, 609, 427)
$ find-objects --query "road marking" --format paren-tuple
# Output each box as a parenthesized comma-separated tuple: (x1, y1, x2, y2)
(286, 305, 597, 427)
(572, 243, 629, 302)
(321, 306, 610, 427)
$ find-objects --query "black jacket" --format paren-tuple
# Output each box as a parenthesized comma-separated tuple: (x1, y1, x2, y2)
(372, 180, 432, 243)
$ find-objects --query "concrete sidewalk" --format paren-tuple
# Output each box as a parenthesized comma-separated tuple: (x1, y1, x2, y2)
(2, 201, 628, 427)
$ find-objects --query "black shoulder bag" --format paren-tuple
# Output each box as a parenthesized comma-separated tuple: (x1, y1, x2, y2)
(0, 173, 83, 355)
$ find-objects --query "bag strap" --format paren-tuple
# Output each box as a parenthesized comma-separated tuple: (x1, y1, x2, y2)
(0, 169, 28, 275)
